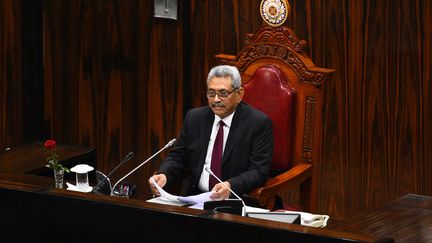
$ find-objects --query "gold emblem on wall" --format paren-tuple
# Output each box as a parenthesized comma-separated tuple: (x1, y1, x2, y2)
(260, 0, 290, 27)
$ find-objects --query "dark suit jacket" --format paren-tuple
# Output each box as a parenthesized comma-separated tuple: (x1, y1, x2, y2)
(159, 101, 273, 197)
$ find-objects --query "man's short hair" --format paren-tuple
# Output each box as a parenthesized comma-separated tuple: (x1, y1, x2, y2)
(207, 65, 242, 89)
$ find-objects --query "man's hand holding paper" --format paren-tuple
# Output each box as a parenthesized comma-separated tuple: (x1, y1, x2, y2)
(209, 181, 231, 200)
(148, 177, 215, 205)
(149, 174, 167, 197)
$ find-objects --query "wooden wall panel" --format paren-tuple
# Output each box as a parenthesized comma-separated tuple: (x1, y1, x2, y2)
(1, 0, 431, 220)
(422, 0, 432, 200)
(0, 0, 23, 149)
(317, 0, 432, 219)
(185, 0, 263, 109)
(43, 0, 184, 199)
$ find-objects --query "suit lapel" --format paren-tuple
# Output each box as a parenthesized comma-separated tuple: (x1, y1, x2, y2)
(222, 102, 246, 166)
(198, 108, 215, 168)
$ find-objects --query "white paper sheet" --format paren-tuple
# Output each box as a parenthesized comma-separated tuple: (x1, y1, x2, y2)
(146, 196, 188, 206)
(148, 177, 214, 205)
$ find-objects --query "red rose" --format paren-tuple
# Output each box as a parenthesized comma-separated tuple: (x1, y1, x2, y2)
(44, 140, 57, 150)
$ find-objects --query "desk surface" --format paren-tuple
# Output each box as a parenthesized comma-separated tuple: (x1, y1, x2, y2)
(0, 141, 95, 174)
(0, 143, 392, 243)
(0, 173, 387, 243)
(328, 194, 432, 242)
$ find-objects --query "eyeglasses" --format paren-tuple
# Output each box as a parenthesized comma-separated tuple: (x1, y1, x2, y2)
(206, 88, 238, 99)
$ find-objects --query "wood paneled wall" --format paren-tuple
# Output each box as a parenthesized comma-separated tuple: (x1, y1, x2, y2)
(1, 0, 431, 220)
(1, 0, 23, 147)
(317, 0, 432, 219)
(42, 0, 185, 195)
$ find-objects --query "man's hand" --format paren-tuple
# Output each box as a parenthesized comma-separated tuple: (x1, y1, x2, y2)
(148, 174, 167, 196)
(210, 181, 231, 200)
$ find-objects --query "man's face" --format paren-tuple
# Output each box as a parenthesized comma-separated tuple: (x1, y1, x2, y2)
(207, 76, 244, 118)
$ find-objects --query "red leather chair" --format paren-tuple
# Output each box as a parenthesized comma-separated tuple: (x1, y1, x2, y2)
(216, 26, 334, 212)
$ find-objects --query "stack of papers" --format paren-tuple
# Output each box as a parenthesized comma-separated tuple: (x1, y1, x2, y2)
(147, 177, 214, 206)
(147, 178, 328, 228)
(147, 178, 269, 214)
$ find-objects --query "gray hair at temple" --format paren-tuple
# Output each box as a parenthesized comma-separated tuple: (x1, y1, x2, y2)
(207, 65, 242, 89)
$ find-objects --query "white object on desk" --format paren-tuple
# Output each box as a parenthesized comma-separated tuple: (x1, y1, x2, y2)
(70, 164, 94, 192)
(279, 210, 330, 228)
(66, 182, 93, 193)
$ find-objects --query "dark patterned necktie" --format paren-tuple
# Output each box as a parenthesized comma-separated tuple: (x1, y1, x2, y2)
(209, 120, 225, 189)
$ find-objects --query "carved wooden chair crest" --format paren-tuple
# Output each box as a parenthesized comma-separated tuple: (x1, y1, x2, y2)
(216, 0, 334, 211)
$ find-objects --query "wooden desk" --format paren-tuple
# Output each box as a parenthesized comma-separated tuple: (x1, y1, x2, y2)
(328, 194, 432, 242)
(0, 174, 390, 243)
(0, 141, 95, 177)
(0, 143, 391, 243)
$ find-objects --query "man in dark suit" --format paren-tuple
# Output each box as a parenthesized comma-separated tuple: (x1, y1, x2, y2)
(149, 65, 273, 200)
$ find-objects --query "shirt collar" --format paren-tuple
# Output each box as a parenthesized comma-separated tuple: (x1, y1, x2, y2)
(215, 110, 235, 128)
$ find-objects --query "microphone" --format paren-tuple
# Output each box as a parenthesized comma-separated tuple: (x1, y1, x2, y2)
(205, 167, 247, 216)
(92, 152, 134, 193)
(110, 139, 177, 196)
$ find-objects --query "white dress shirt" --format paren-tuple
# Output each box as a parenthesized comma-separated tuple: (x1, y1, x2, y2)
(198, 111, 235, 192)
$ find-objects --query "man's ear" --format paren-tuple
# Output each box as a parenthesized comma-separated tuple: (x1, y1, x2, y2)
(236, 87, 245, 102)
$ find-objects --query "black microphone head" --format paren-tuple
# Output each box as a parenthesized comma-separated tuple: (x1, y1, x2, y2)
(126, 152, 135, 160)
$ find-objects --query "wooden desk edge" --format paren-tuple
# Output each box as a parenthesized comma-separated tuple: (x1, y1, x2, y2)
(0, 172, 392, 243)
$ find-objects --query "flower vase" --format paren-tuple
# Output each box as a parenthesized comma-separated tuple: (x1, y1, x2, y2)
(53, 168, 64, 189)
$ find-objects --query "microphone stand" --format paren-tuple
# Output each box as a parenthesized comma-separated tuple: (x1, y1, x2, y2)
(110, 139, 176, 196)
(205, 167, 247, 216)
(92, 152, 134, 193)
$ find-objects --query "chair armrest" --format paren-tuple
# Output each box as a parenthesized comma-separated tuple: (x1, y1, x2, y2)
(246, 162, 313, 206)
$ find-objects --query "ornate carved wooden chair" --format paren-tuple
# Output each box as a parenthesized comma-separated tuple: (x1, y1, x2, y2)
(216, 25, 333, 211)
